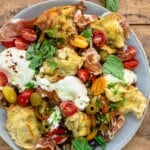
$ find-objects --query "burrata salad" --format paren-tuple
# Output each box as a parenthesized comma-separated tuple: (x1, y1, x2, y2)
(0, 2, 148, 150)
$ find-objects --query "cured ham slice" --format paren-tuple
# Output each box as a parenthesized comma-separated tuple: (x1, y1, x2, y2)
(0, 18, 36, 42)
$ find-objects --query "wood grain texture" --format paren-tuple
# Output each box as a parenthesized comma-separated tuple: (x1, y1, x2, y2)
(0, 0, 150, 150)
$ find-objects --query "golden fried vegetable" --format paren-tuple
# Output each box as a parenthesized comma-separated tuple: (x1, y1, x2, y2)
(90, 115, 96, 128)
(40, 47, 85, 82)
(70, 35, 88, 48)
(105, 83, 126, 102)
(34, 5, 78, 39)
(101, 45, 116, 54)
(65, 112, 91, 137)
(118, 86, 148, 119)
(90, 13, 129, 48)
(6, 105, 40, 149)
(91, 77, 106, 96)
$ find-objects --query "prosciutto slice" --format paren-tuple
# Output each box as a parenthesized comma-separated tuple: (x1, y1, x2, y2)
(0, 18, 36, 42)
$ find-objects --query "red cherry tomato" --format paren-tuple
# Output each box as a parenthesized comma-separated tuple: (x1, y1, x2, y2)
(123, 59, 139, 70)
(46, 127, 65, 137)
(1, 40, 15, 48)
(60, 101, 78, 116)
(15, 37, 29, 50)
(21, 28, 37, 42)
(0, 72, 8, 86)
(53, 135, 68, 144)
(92, 29, 106, 47)
(118, 46, 136, 61)
(17, 90, 33, 107)
(91, 75, 97, 83)
(77, 69, 89, 82)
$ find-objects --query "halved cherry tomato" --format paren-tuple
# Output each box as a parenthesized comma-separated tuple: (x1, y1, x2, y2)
(1, 40, 15, 48)
(45, 127, 65, 137)
(53, 135, 68, 144)
(0, 72, 8, 86)
(77, 69, 89, 82)
(123, 59, 139, 70)
(21, 28, 37, 42)
(60, 101, 78, 116)
(15, 37, 29, 50)
(17, 89, 33, 107)
(117, 46, 136, 61)
(92, 29, 106, 47)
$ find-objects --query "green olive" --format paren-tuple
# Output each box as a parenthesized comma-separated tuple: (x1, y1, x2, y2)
(100, 50, 109, 62)
(2, 86, 17, 103)
(38, 121, 50, 134)
(86, 104, 97, 115)
(30, 92, 42, 107)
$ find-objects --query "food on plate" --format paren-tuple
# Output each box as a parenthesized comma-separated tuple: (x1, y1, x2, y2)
(6, 105, 40, 149)
(0, 1, 148, 150)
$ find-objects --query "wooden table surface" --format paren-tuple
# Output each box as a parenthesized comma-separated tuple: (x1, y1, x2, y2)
(0, 0, 150, 150)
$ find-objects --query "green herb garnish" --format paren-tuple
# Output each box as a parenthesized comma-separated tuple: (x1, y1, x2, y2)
(102, 55, 124, 80)
(26, 40, 56, 70)
(80, 28, 92, 42)
(72, 137, 92, 150)
(103, 0, 120, 12)
(25, 82, 35, 89)
(49, 60, 58, 71)
(95, 136, 106, 150)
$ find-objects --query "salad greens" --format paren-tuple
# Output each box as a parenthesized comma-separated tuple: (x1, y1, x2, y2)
(102, 55, 124, 80)
(26, 40, 56, 70)
(81, 28, 92, 42)
(95, 136, 106, 150)
(102, 0, 120, 12)
(72, 137, 92, 150)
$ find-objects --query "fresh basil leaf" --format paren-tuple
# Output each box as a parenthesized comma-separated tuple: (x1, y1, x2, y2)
(81, 28, 92, 42)
(72, 137, 92, 150)
(102, 55, 124, 80)
(49, 60, 58, 71)
(25, 82, 35, 89)
(45, 29, 56, 37)
(95, 136, 106, 150)
(47, 45, 56, 58)
(29, 56, 43, 70)
(104, 0, 120, 12)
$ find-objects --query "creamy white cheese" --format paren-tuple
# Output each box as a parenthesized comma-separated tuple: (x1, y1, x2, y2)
(54, 76, 90, 110)
(104, 69, 137, 85)
(0, 47, 34, 88)
(47, 106, 62, 131)
(35, 75, 54, 92)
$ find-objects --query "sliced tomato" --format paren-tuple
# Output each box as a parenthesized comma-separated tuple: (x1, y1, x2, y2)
(15, 37, 29, 50)
(77, 69, 89, 82)
(0, 72, 8, 86)
(1, 40, 15, 48)
(53, 135, 68, 144)
(123, 59, 139, 70)
(92, 29, 106, 47)
(21, 28, 37, 42)
(17, 89, 33, 107)
(118, 45, 136, 61)
(60, 101, 78, 116)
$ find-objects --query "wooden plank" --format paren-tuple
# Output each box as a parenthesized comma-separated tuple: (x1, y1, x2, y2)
(0, 0, 150, 26)
(119, 0, 150, 24)
(0, 0, 42, 26)
(130, 25, 150, 55)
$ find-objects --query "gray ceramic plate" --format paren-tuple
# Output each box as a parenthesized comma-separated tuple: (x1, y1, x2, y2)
(0, 0, 150, 150)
